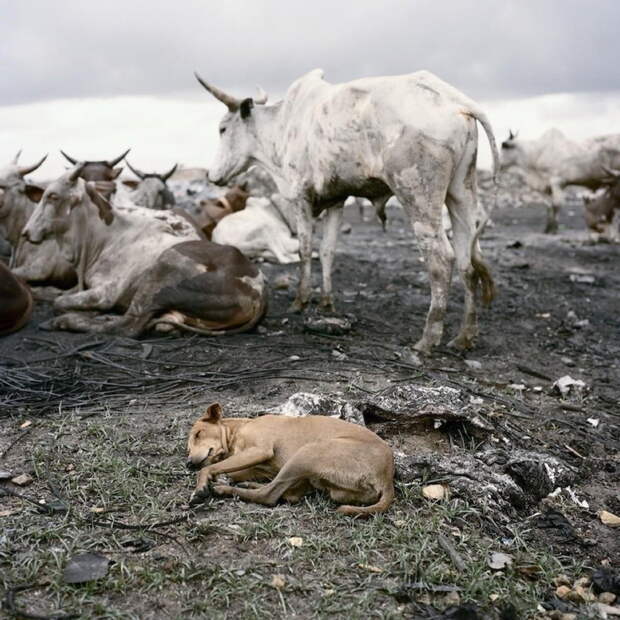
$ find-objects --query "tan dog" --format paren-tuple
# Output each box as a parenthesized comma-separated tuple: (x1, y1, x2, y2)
(186, 403, 395, 516)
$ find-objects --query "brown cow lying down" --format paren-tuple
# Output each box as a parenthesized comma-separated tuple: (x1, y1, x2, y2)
(186, 403, 395, 516)
(23, 163, 267, 337)
(195, 185, 249, 239)
(0, 261, 33, 336)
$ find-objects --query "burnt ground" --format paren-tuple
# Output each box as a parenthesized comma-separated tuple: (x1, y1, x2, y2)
(0, 198, 619, 619)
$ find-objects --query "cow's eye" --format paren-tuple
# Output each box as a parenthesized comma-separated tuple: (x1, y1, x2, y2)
(219, 127, 226, 135)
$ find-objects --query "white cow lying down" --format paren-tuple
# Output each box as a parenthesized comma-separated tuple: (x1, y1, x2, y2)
(212, 196, 300, 263)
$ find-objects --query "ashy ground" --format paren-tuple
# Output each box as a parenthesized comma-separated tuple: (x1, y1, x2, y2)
(0, 195, 618, 619)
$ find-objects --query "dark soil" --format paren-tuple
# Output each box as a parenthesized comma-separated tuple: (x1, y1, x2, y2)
(1, 198, 618, 618)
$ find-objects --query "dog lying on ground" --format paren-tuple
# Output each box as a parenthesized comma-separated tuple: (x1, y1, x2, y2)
(186, 403, 395, 516)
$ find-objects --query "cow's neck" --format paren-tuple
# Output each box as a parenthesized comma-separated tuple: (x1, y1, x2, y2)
(61, 200, 115, 276)
(0, 189, 35, 247)
(249, 104, 288, 188)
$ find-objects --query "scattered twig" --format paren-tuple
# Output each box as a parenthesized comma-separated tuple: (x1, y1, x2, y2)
(3, 582, 77, 620)
(437, 534, 466, 572)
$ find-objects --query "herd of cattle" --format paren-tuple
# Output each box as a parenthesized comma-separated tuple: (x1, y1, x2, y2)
(1, 69, 619, 352)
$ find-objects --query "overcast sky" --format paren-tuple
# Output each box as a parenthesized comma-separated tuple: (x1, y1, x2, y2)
(1, 0, 619, 177)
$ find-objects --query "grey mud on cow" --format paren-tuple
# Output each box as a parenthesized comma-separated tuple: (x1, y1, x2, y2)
(195, 68, 499, 354)
(22, 163, 268, 337)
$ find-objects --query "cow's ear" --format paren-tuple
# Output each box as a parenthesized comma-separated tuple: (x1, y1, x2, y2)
(122, 179, 139, 189)
(201, 403, 223, 422)
(240, 98, 254, 120)
(110, 167, 123, 180)
(24, 184, 45, 203)
(85, 181, 114, 225)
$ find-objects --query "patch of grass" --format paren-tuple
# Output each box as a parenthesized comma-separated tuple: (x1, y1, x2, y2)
(1, 408, 586, 619)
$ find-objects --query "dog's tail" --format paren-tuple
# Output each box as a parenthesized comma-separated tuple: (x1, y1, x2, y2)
(336, 481, 395, 517)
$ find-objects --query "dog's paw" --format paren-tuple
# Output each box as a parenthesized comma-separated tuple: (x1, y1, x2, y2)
(189, 486, 211, 506)
(212, 484, 234, 496)
(213, 474, 233, 486)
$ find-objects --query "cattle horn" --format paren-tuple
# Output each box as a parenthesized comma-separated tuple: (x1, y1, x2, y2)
(126, 160, 146, 180)
(60, 150, 78, 165)
(194, 72, 240, 111)
(602, 165, 620, 179)
(107, 148, 130, 168)
(13, 149, 22, 164)
(254, 86, 268, 105)
(19, 154, 48, 177)
(162, 163, 178, 182)
(69, 162, 86, 183)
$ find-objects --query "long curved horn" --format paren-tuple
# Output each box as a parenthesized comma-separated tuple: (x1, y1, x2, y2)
(162, 163, 178, 182)
(69, 162, 86, 183)
(107, 148, 130, 168)
(60, 150, 78, 165)
(254, 86, 268, 105)
(602, 165, 620, 179)
(19, 154, 48, 177)
(508, 130, 515, 140)
(125, 160, 146, 180)
(13, 149, 22, 164)
(194, 72, 240, 111)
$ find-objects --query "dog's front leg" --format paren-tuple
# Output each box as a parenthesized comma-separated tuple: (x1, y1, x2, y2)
(190, 447, 273, 504)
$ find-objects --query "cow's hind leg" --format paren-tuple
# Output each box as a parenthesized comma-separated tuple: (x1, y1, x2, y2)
(391, 181, 454, 355)
(445, 141, 493, 350)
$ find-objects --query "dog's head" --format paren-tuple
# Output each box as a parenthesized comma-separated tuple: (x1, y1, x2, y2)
(186, 403, 228, 470)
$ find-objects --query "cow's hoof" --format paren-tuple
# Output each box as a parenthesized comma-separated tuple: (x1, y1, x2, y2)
(412, 339, 433, 356)
(447, 335, 474, 351)
(318, 297, 336, 313)
(288, 299, 307, 313)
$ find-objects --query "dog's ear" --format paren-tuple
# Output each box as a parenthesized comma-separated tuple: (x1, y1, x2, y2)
(201, 402, 222, 422)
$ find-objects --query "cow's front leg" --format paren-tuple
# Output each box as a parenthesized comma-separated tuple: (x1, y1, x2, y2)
(290, 200, 314, 313)
(546, 177, 564, 234)
(53, 287, 117, 312)
(319, 206, 343, 312)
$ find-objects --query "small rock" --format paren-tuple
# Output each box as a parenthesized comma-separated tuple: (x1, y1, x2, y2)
(11, 473, 33, 486)
(569, 273, 595, 284)
(587, 418, 600, 428)
(555, 585, 572, 599)
(20, 420, 32, 429)
(596, 603, 620, 616)
(600, 511, 620, 527)
(257, 325, 268, 334)
(287, 536, 303, 548)
(488, 552, 513, 570)
(422, 484, 448, 500)
(599, 593, 617, 605)
(508, 383, 526, 392)
(270, 574, 286, 589)
(340, 223, 352, 234)
(561, 356, 576, 367)
(552, 375, 587, 397)
(465, 360, 482, 370)
(553, 574, 572, 587)
(288, 355, 301, 362)
(574, 577, 591, 589)
(304, 315, 353, 336)
(331, 349, 348, 361)
(273, 273, 292, 290)
(443, 591, 461, 606)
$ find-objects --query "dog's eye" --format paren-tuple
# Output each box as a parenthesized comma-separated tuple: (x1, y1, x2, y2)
(195, 430, 202, 439)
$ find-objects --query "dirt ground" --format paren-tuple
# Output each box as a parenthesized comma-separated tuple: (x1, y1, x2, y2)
(1, 196, 619, 619)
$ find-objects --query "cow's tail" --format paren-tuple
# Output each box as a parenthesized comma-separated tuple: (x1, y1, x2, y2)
(466, 107, 500, 305)
(336, 480, 395, 518)
(152, 286, 268, 337)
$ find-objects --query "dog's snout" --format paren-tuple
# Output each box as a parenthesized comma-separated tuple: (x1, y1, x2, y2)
(186, 458, 198, 471)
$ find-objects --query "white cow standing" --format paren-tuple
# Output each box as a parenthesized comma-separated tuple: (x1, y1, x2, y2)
(500, 128, 620, 233)
(195, 69, 499, 354)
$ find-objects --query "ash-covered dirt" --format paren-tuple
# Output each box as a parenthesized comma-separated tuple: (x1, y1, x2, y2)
(1, 192, 619, 617)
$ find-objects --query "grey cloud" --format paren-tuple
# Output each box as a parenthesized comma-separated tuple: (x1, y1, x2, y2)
(1, 0, 618, 106)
